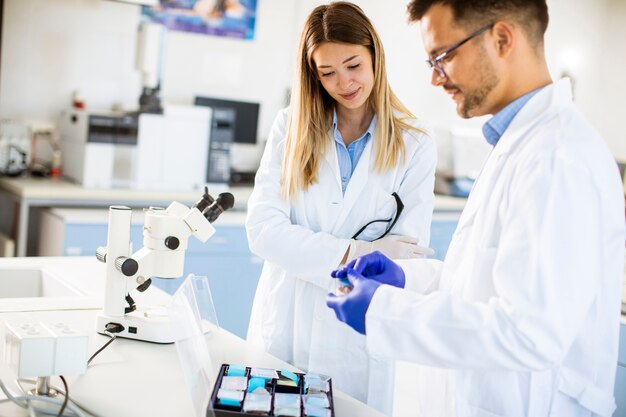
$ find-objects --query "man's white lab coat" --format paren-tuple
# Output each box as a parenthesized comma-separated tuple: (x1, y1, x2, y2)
(367, 79, 626, 417)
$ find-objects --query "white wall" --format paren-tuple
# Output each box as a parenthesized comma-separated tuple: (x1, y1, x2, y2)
(545, 0, 626, 160)
(0, 0, 300, 164)
(0, 0, 141, 119)
(294, 0, 626, 161)
(160, 0, 299, 144)
(1, 0, 625, 164)
(599, 0, 626, 160)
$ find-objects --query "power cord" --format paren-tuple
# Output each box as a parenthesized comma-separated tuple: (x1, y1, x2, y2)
(0, 378, 87, 417)
(87, 323, 125, 366)
(56, 376, 68, 417)
(26, 398, 36, 417)
(17, 379, 103, 417)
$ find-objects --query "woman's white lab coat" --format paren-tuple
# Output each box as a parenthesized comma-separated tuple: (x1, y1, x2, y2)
(366, 79, 626, 417)
(246, 108, 436, 414)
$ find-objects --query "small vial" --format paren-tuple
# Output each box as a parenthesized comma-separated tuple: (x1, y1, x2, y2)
(330, 277, 353, 295)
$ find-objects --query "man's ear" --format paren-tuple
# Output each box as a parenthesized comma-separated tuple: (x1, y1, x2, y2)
(491, 21, 515, 57)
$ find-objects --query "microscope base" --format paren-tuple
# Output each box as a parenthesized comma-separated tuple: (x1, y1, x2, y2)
(97, 308, 175, 344)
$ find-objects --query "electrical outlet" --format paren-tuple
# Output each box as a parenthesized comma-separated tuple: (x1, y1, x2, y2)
(4, 322, 55, 378)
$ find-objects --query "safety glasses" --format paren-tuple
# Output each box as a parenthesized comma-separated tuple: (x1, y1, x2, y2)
(352, 192, 404, 240)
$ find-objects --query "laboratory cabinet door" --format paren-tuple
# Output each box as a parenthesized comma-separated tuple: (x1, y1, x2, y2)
(430, 214, 460, 261)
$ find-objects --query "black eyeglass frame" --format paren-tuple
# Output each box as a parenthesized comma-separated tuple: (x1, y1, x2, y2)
(425, 23, 494, 78)
(351, 192, 404, 241)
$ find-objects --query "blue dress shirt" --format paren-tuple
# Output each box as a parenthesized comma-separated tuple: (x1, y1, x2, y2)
(333, 110, 376, 193)
(482, 88, 543, 146)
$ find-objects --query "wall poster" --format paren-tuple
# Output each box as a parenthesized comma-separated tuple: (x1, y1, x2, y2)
(142, 0, 258, 40)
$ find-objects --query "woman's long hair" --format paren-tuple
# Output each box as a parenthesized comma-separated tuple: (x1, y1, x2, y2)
(282, 1, 421, 199)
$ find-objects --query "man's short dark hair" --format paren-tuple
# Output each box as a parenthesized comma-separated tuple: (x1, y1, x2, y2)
(407, 0, 549, 47)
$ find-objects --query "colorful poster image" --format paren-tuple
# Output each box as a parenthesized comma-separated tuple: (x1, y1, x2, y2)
(141, 0, 258, 40)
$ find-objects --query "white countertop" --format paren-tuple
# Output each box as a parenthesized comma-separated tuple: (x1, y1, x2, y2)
(0, 176, 254, 210)
(0, 257, 383, 417)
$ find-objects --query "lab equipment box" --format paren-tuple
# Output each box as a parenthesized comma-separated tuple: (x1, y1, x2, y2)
(207, 363, 335, 417)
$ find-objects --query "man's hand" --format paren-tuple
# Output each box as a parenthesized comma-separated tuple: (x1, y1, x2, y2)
(326, 268, 382, 335)
(332, 251, 406, 288)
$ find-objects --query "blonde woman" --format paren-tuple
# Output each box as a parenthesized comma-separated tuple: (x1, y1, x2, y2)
(245, 2, 436, 414)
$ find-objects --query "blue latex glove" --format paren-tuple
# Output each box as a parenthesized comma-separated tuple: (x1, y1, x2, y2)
(326, 268, 382, 335)
(332, 251, 406, 288)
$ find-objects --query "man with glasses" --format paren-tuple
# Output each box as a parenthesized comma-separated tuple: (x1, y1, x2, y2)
(327, 1, 625, 416)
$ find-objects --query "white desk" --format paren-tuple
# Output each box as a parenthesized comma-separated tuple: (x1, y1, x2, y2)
(0, 177, 252, 257)
(0, 257, 384, 417)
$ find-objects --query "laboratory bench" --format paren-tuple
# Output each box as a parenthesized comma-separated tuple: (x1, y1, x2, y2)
(0, 256, 384, 417)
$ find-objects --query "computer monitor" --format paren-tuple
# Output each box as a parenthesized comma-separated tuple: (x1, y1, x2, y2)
(194, 96, 260, 144)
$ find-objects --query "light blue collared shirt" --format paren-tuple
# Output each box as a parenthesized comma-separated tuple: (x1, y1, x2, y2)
(482, 88, 543, 146)
(333, 110, 376, 193)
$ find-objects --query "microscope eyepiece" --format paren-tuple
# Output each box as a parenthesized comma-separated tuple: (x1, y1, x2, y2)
(216, 192, 235, 211)
(203, 192, 235, 223)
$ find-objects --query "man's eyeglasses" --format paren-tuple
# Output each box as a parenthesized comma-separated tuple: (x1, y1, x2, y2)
(352, 192, 404, 240)
(425, 23, 494, 78)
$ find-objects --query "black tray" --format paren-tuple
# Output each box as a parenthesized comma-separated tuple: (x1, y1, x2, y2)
(206, 363, 335, 417)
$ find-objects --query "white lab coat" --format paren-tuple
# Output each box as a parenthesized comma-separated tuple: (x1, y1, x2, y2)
(366, 79, 626, 417)
(246, 108, 436, 415)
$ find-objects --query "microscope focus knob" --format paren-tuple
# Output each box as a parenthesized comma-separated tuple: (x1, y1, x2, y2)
(164, 236, 180, 250)
(96, 246, 107, 263)
(115, 256, 139, 277)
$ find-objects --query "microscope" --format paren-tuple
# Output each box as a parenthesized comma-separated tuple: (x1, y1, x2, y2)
(95, 188, 234, 343)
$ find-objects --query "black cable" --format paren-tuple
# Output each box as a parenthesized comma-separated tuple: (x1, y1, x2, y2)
(87, 323, 125, 366)
(56, 376, 68, 417)
(87, 335, 116, 366)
